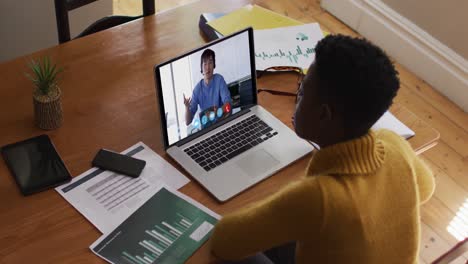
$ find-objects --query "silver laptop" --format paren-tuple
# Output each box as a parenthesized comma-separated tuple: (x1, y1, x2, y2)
(154, 28, 313, 202)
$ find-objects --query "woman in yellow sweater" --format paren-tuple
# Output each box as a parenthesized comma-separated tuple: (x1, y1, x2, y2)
(210, 34, 435, 264)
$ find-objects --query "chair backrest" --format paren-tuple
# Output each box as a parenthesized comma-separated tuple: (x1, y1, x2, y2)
(54, 0, 155, 44)
(431, 238, 468, 264)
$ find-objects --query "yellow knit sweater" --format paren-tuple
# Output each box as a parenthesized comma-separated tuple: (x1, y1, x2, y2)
(211, 129, 435, 264)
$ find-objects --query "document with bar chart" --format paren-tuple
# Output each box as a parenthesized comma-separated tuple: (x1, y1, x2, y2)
(90, 185, 219, 264)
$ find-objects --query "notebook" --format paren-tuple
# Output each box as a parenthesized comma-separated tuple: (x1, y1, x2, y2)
(207, 4, 302, 36)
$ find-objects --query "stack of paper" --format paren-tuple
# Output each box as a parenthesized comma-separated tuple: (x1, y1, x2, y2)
(57, 142, 222, 263)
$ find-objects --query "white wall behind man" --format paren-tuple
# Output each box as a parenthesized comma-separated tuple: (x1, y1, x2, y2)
(189, 31, 251, 87)
(0, 0, 112, 63)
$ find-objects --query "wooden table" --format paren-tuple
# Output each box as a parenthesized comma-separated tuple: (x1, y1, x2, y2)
(0, 0, 439, 263)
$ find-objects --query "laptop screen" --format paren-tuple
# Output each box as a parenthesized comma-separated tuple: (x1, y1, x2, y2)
(155, 28, 257, 147)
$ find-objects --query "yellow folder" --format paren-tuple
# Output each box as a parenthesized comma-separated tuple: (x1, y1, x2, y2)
(207, 4, 303, 36)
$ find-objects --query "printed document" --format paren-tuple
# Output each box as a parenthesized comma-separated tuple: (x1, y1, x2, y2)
(56, 142, 190, 233)
(91, 185, 219, 264)
(372, 111, 415, 139)
(255, 23, 324, 71)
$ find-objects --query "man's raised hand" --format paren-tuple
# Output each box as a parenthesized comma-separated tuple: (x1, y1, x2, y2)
(183, 93, 191, 108)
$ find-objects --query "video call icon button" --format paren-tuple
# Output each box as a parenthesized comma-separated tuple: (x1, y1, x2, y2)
(224, 103, 231, 113)
(201, 115, 208, 125)
(193, 119, 200, 128)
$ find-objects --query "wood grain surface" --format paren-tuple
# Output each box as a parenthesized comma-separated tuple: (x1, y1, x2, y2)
(0, 0, 441, 263)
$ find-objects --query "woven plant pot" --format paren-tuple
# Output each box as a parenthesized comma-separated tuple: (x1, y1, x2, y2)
(33, 86, 63, 130)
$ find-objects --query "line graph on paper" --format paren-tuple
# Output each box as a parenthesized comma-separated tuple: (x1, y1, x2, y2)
(255, 45, 315, 65)
(254, 23, 324, 70)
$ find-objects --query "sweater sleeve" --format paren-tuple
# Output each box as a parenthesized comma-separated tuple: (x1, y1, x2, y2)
(210, 178, 324, 261)
(413, 156, 435, 204)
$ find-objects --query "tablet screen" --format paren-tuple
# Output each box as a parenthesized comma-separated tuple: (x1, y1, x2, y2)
(1, 135, 71, 195)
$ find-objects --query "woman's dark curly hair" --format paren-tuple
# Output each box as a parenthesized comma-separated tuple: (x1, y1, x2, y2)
(314, 34, 400, 133)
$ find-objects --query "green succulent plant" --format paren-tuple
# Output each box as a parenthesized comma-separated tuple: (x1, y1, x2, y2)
(26, 56, 63, 96)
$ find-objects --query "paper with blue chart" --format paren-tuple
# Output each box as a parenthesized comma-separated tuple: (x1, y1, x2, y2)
(254, 23, 324, 71)
(55, 142, 190, 234)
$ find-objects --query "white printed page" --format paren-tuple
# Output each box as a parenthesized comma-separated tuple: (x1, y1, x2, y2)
(56, 142, 190, 234)
(372, 111, 415, 139)
(254, 23, 324, 71)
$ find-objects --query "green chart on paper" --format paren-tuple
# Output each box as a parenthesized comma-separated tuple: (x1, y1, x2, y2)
(255, 45, 315, 65)
(91, 188, 218, 264)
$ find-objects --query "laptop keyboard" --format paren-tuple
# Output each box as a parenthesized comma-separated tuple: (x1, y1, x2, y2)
(184, 115, 278, 172)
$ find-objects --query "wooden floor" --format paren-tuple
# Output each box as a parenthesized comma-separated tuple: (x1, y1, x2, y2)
(114, 1, 468, 263)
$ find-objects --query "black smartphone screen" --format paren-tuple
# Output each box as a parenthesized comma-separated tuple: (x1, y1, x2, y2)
(1, 135, 72, 195)
(92, 149, 146, 177)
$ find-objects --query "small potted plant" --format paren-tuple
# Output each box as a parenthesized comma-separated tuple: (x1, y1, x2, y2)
(26, 56, 64, 130)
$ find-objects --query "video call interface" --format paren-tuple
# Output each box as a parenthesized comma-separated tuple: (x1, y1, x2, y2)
(158, 31, 254, 146)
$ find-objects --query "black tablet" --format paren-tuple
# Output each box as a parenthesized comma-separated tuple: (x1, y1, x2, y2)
(1, 135, 72, 195)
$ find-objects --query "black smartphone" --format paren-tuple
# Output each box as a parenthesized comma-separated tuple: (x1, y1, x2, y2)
(92, 149, 146, 178)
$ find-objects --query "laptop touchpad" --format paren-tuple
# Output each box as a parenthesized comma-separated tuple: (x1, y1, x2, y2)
(236, 149, 279, 178)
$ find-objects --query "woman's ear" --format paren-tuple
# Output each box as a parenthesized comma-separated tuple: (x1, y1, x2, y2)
(319, 104, 333, 121)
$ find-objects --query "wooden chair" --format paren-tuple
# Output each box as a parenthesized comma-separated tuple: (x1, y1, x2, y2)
(54, 0, 155, 44)
(431, 238, 468, 264)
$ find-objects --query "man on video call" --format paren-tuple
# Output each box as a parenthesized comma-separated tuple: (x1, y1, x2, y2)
(184, 49, 232, 126)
